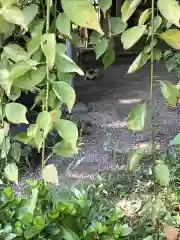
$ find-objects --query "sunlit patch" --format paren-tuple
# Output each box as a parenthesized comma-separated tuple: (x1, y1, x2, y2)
(118, 99, 141, 104)
(105, 120, 127, 128)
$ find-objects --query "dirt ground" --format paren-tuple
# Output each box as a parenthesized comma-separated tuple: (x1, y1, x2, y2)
(22, 60, 180, 187)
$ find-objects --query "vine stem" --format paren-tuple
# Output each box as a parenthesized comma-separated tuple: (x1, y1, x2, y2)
(150, 0, 159, 239)
(42, 0, 50, 171)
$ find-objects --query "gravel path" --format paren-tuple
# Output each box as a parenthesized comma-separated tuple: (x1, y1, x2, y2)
(20, 62, 180, 187)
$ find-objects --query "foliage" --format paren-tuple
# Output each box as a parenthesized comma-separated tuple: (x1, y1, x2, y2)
(0, 180, 132, 239)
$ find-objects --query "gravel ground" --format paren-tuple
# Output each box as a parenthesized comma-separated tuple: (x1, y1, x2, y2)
(20, 61, 180, 187)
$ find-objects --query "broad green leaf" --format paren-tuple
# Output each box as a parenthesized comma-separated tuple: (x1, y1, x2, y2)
(55, 119, 78, 149)
(56, 12, 71, 37)
(41, 33, 56, 70)
(15, 132, 36, 147)
(0, 69, 11, 95)
(99, 0, 112, 16)
(94, 38, 108, 60)
(159, 80, 179, 106)
(57, 71, 74, 84)
(155, 163, 169, 186)
(90, 31, 101, 45)
(52, 80, 76, 112)
(36, 111, 52, 137)
(110, 17, 127, 35)
(1, 137, 10, 158)
(121, 0, 141, 22)
(103, 44, 115, 69)
(127, 52, 150, 74)
(23, 4, 38, 27)
(61, 0, 103, 34)
(9, 86, 21, 100)
(4, 163, 18, 185)
(13, 66, 46, 90)
(153, 16, 162, 33)
(4, 44, 29, 62)
(138, 9, 151, 25)
(169, 133, 180, 146)
(153, 48, 162, 61)
(61, 225, 79, 240)
(120, 224, 133, 236)
(0, 0, 16, 7)
(9, 61, 34, 80)
(157, 0, 180, 27)
(27, 20, 44, 56)
(127, 102, 147, 131)
(161, 29, 180, 50)
(1, 7, 26, 29)
(56, 51, 84, 75)
(42, 164, 58, 185)
(53, 140, 78, 157)
(56, 43, 66, 53)
(5, 103, 28, 124)
(27, 188, 39, 215)
(10, 142, 21, 162)
(121, 25, 146, 49)
(152, 196, 162, 225)
(0, 16, 15, 34)
(127, 147, 148, 172)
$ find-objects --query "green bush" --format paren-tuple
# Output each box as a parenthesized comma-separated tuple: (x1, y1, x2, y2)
(0, 181, 132, 240)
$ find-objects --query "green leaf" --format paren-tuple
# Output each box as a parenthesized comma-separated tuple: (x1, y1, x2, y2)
(110, 17, 127, 35)
(121, 25, 146, 49)
(0, 0, 16, 8)
(53, 140, 78, 157)
(4, 44, 29, 62)
(9, 61, 34, 80)
(121, 0, 141, 22)
(26, 188, 39, 215)
(13, 66, 46, 90)
(153, 48, 162, 61)
(120, 224, 133, 236)
(5, 103, 28, 124)
(56, 43, 66, 53)
(1, 137, 10, 158)
(90, 31, 101, 45)
(127, 52, 150, 74)
(52, 81, 75, 112)
(0, 16, 15, 34)
(27, 20, 44, 56)
(161, 29, 180, 50)
(9, 86, 21, 100)
(41, 33, 56, 70)
(10, 142, 21, 162)
(155, 163, 170, 186)
(61, 0, 103, 34)
(42, 164, 59, 185)
(61, 225, 79, 240)
(127, 148, 148, 172)
(56, 12, 71, 37)
(1, 7, 26, 29)
(153, 16, 162, 33)
(138, 9, 151, 25)
(0, 69, 11, 95)
(159, 80, 179, 106)
(36, 111, 52, 137)
(103, 44, 115, 69)
(56, 50, 84, 75)
(55, 119, 78, 149)
(57, 71, 74, 84)
(4, 163, 18, 185)
(157, 0, 180, 27)
(23, 4, 38, 27)
(99, 0, 112, 16)
(170, 133, 180, 146)
(127, 102, 147, 131)
(94, 38, 108, 60)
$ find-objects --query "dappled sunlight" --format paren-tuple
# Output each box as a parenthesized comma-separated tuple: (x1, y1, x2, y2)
(118, 98, 142, 105)
(105, 120, 127, 128)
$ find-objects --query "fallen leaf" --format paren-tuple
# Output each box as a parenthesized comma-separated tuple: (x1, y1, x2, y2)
(164, 226, 178, 240)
